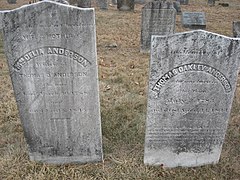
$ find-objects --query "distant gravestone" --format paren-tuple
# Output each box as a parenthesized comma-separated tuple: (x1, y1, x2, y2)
(97, 0, 108, 9)
(117, 0, 135, 11)
(135, 0, 145, 4)
(0, 1, 103, 164)
(112, 0, 117, 5)
(233, 21, 240, 38)
(173, 1, 181, 14)
(77, 0, 91, 7)
(182, 12, 206, 29)
(208, 0, 215, 6)
(140, 1, 176, 53)
(176, 0, 188, 5)
(7, 0, 17, 4)
(144, 30, 240, 167)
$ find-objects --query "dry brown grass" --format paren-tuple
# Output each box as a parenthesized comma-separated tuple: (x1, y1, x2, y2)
(0, 0, 240, 179)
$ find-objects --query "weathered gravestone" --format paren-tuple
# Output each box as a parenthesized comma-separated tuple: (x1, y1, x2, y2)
(173, 1, 181, 14)
(77, 0, 91, 8)
(182, 12, 206, 29)
(117, 0, 135, 11)
(208, 0, 215, 6)
(0, 1, 103, 164)
(144, 30, 240, 167)
(111, 0, 117, 5)
(97, 0, 108, 10)
(135, 0, 145, 4)
(140, 1, 176, 53)
(233, 21, 240, 38)
(7, 0, 17, 4)
(176, 0, 188, 5)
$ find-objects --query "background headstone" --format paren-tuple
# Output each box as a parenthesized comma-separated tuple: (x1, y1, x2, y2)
(77, 0, 91, 7)
(135, 0, 145, 4)
(208, 0, 215, 6)
(1, 1, 103, 164)
(97, 0, 108, 10)
(140, 1, 176, 52)
(182, 12, 206, 29)
(233, 21, 240, 38)
(117, 0, 135, 11)
(176, 0, 188, 5)
(111, 0, 117, 5)
(173, 1, 181, 14)
(7, 0, 17, 4)
(144, 30, 240, 167)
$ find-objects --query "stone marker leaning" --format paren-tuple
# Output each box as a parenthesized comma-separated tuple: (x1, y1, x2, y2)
(144, 30, 240, 167)
(0, 1, 103, 164)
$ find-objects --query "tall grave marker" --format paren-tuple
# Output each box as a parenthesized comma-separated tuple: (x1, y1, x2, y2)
(140, 1, 176, 53)
(0, 1, 103, 164)
(144, 30, 240, 167)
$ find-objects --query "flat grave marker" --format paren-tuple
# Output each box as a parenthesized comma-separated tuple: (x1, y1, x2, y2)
(182, 12, 206, 29)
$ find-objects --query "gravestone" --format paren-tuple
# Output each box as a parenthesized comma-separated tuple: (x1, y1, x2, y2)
(173, 1, 181, 14)
(233, 21, 240, 38)
(176, 0, 188, 5)
(7, 0, 17, 4)
(112, 0, 117, 5)
(140, 1, 176, 53)
(77, 0, 91, 7)
(117, 0, 135, 11)
(208, 0, 215, 6)
(135, 0, 145, 4)
(0, 1, 103, 164)
(144, 30, 240, 167)
(97, 0, 108, 10)
(182, 12, 206, 29)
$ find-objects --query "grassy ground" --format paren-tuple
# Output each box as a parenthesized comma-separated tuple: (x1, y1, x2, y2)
(0, 0, 240, 179)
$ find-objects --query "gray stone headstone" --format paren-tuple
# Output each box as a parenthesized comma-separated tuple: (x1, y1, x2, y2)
(208, 0, 215, 6)
(140, 1, 176, 53)
(182, 12, 206, 29)
(1, 1, 103, 164)
(117, 0, 135, 11)
(77, 0, 91, 7)
(173, 1, 181, 14)
(7, 0, 17, 4)
(176, 0, 188, 5)
(233, 21, 240, 38)
(111, 0, 117, 5)
(144, 30, 240, 167)
(135, 0, 145, 4)
(97, 0, 108, 10)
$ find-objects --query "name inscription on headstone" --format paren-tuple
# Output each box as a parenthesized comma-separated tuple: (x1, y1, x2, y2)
(1, 1, 103, 164)
(144, 30, 240, 167)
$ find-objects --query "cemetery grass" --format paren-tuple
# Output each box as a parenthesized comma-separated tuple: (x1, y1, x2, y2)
(0, 0, 240, 179)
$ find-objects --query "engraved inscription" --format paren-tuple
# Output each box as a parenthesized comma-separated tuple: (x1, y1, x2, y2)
(153, 63, 231, 93)
(13, 46, 91, 70)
